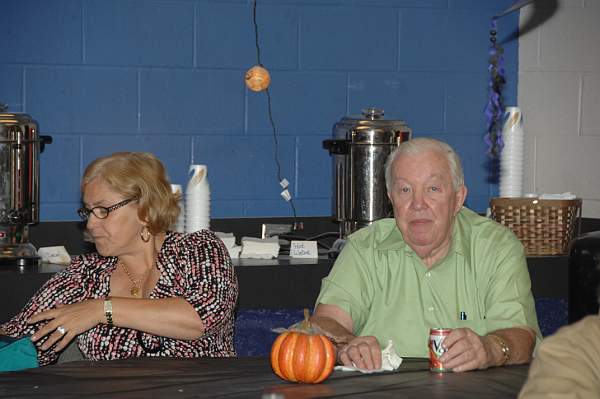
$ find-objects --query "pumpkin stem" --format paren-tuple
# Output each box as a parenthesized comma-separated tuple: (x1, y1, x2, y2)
(300, 308, 311, 330)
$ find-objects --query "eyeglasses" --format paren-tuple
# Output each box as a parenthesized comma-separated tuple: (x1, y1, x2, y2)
(77, 198, 134, 221)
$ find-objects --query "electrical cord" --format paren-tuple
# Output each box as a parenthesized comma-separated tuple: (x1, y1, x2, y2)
(251, 0, 298, 222)
(305, 231, 340, 241)
(278, 232, 340, 250)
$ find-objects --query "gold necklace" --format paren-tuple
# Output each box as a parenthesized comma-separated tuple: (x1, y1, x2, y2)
(119, 262, 151, 297)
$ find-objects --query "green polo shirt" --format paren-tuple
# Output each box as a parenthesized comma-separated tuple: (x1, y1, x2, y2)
(316, 207, 542, 358)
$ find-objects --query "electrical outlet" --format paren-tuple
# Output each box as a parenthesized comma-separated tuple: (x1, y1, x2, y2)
(262, 223, 293, 239)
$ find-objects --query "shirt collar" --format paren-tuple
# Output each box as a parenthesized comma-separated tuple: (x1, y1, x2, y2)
(376, 223, 410, 252)
(375, 209, 467, 257)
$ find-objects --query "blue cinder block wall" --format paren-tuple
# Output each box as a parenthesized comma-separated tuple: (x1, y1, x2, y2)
(0, 0, 518, 221)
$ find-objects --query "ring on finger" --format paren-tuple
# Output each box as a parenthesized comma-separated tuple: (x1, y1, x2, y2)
(57, 325, 66, 335)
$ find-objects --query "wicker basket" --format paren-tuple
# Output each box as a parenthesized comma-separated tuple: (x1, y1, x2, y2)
(489, 197, 582, 256)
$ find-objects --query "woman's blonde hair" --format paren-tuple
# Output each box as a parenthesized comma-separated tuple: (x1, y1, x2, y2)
(81, 152, 180, 235)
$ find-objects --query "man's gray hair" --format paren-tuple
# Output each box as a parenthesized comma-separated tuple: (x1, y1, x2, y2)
(384, 137, 465, 192)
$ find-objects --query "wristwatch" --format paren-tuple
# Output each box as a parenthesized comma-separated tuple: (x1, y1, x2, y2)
(104, 298, 114, 327)
(488, 334, 511, 365)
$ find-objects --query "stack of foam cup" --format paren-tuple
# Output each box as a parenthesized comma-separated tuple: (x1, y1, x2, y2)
(499, 106, 524, 198)
(171, 184, 185, 233)
(185, 165, 211, 233)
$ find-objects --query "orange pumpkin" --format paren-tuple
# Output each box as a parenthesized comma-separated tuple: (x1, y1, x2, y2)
(270, 310, 336, 384)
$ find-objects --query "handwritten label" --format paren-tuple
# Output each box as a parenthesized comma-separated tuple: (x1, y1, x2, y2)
(289, 240, 319, 259)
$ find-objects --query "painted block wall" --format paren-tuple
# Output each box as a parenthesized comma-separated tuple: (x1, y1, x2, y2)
(519, 0, 600, 218)
(0, 0, 518, 221)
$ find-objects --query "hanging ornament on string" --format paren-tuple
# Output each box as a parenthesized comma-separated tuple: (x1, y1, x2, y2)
(484, 0, 537, 159)
(484, 17, 505, 159)
(245, 65, 271, 92)
(244, 0, 299, 226)
(244, 0, 270, 93)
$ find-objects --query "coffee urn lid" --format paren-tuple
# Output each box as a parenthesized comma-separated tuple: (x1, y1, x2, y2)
(0, 112, 36, 128)
(333, 107, 411, 144)
(0, 112, 54, 156)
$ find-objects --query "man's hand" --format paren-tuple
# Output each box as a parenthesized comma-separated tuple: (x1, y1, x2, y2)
(338, 335, 382, 371)
(438, 328, 495, 372)
(311, 304, 382, 371)
(28, 299, 104, 352)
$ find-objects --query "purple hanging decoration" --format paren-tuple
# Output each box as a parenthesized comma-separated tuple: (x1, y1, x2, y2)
(484, 17, 506, 158)
(484, 0, 537, 158)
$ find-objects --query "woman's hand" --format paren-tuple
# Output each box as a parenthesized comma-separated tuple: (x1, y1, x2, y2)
(28, 299, 104, 352)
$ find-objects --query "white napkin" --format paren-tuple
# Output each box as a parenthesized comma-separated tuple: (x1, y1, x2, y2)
(240, 236, 280, 259)
(334, 340, 403, 374)
(226, 245, 242, 259)
(539, 192, 577, 200)
(37, 246, 71, 266)
(214, 232, 240, 258)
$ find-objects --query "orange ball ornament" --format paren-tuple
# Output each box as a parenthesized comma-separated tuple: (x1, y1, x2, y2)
(270, 310, 336, 384)
(245, 65, 271, 92)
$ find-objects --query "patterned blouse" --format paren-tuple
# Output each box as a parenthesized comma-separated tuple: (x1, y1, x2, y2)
(1, 230, 238, 366)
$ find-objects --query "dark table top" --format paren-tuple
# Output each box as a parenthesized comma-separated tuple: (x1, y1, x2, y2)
(0, 357, 529, 398)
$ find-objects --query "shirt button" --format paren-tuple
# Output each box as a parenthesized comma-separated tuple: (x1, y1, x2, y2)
(428, 306, 435, 312)
(425, 272, 431, 277)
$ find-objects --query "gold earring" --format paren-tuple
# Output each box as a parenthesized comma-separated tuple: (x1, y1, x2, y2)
(140, 226, 151, 243)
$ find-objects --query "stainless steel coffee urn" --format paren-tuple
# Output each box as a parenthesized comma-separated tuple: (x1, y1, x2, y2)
(323, 108, 411, 237)
(0, 110, 52, 266)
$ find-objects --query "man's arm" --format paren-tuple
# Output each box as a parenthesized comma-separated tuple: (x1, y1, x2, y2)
(440, 326, 535, 372)
(440, 225, 539, 372)
(519, 316, 600, 399)
(312, 303, 382, 370)
(487, 327, 536, 365)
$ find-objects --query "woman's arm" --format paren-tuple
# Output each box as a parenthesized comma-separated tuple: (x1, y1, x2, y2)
(28, 296, 202, 352)
(30, 231, 238, 352)
(107, 296, 203, 339)
(2, 261, 89, 365)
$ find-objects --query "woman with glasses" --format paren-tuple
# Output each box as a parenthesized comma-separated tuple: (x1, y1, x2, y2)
(0, 152, 238, 366)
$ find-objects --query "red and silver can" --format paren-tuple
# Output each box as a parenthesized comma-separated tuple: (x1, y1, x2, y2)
(428, 328, 451, 372)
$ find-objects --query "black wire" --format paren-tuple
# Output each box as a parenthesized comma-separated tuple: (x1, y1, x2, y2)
(251, 0, 298, 222)
(305, 231, 340, 241)
(251, 0, 262, 66)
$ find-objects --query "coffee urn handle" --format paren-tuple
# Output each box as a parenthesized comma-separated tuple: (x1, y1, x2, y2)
(39, 135, 53, 153)
(323, 139, 348, 155)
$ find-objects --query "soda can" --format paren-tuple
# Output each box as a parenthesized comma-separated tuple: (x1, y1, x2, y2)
(429, 328, 451, 372)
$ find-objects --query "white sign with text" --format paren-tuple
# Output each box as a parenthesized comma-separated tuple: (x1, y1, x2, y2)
(289, 240, 319, 259)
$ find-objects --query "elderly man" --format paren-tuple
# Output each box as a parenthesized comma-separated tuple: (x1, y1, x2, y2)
(313, 138, 541, 372)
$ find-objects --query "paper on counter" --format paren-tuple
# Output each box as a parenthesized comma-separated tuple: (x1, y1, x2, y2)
(37, 246, 71, 266)
(335, 340, 403, 374)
